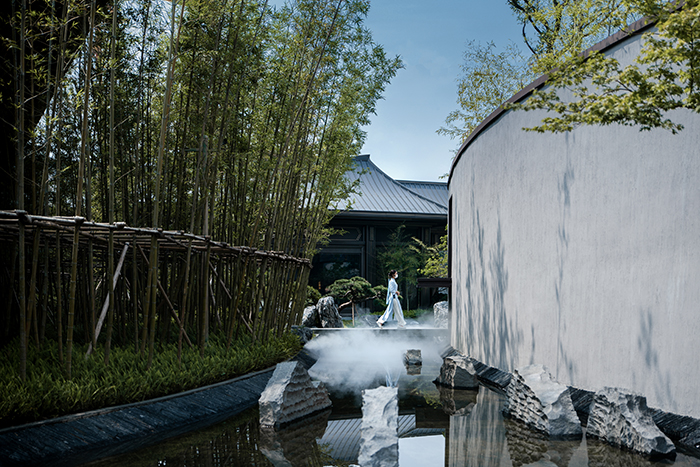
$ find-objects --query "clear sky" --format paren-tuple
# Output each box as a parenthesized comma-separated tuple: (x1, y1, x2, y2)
(361, 1, 528, 182)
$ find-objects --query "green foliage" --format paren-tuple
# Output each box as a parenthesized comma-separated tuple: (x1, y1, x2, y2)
(413, 233, 448, 278)
(0, 0, 404, 378)
(306, 285, 322, 306)
(438, 41, 532, 143)
(377, 225, 425, 308)
(402, 307, 433, 320)
(377, 225, 423, 288)
(507, 0, 640, 74)
(441, 1, 642, 144)
(372, 284, 388, 309)
(0, 333, 301, 428)
(325, 276, 380, 309)
(506, 1, 699, 133)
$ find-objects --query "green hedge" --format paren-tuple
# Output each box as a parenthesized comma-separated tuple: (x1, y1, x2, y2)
(0, 332, 302, 428)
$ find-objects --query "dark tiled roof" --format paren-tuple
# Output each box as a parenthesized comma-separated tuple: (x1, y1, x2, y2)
(334, 155, 448, 216)
(396, 180, 449, 207)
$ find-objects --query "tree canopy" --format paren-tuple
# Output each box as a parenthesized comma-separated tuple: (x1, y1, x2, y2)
(441, 0, 643, 144)
(506, 0, 700, 134)
(437, 41, 532, 143)
(2, 0, 402, 257)
(507, 0, 639, 74)
(0, 0, 402, 380)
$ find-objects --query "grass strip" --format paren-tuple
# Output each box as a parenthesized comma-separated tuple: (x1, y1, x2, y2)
(0, 332, 302, 428)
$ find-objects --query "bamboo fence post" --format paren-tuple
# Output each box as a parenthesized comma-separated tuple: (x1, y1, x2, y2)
(132, 233, 138, 353)
(135, 244, 193, 349)
(86, 242, 129, 357)
(200, 238, 211, 355)
(179, 237, 195, 363)
(55, 230, 63, 364)
(65, 217, 84, 379)
(146, 237, 159, 368)
(88, 239, 95, 348)
(39, 243, 49, 344)
(139, 240, 152, 356)
(18, 221, 27, 382)
(27, 227, 41, 346)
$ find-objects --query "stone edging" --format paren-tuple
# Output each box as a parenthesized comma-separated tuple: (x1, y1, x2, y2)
(0, 350, 318, 467)
(441, 346, 700, 454)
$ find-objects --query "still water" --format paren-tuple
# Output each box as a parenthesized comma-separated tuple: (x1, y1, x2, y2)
(85, 332, 700, 467)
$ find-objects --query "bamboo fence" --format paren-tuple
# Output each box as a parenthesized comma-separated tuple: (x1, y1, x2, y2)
(0, 209, 310, 366)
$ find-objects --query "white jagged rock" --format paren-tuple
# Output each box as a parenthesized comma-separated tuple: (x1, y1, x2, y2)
(259, 361, 332, 428)
(586, 387, 675, 459)
(503, 364, 582, 438)
(301, 305, 319, 328)
(433, 301, 449, 328)
(434, 354, 478, 389)
(358, 386, 399, 467)
(317, 296, 343, 328)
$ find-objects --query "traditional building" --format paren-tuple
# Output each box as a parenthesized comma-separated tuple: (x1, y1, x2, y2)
(310, 154, 447, 309)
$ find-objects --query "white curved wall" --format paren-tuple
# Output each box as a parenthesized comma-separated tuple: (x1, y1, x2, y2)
(449, 31, 700, 418)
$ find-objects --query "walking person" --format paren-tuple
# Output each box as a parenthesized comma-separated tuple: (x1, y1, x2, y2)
(377, 270, 406, 328)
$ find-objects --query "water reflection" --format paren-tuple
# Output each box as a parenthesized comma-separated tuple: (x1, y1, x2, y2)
(450, 388, 510, 467)
(447, 388, 699, 467)
(84, 383, 700, 467)
(82, 330, 700, 467)
(259, 409, 332, 466)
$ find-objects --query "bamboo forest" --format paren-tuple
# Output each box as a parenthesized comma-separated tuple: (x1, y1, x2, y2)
(0, 0, 401, 384)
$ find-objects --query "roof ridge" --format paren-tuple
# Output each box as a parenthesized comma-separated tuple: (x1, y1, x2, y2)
(360, 156, 448, 210)
(396, 180, 447, 186)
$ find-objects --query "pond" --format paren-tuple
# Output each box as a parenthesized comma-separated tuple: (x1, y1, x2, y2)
(84, 330, 700, 467)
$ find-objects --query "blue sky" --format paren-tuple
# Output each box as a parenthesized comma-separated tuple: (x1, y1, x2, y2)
(361, 1, 528, 182)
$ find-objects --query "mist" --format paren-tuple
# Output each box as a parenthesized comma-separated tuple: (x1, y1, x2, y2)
(305, 330, 445, 395)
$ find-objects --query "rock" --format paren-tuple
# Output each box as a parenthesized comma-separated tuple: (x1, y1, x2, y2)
(405, 364, 421, 375)
(290, 325, 312, 345)
(504, 417, 581, 467)
(404, 349, 422, 366)
(437, 385, 478, 416)
(301, 305, 319, 328)
(586, 387, 676, 459)
(316, 296, 343, 328)
(434, 354, 479, 389)
(433, 301, 449, 328)
(358, 386, 399, 467)
(503, 364, 582, 438)
(259, 409, 330, 467)
(259, 361, 332, 428)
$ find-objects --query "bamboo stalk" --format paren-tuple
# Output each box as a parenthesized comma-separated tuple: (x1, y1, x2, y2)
(65, 218, 82, 379)
(105, 0, 118, 367)
(16, 0, 28, 382)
